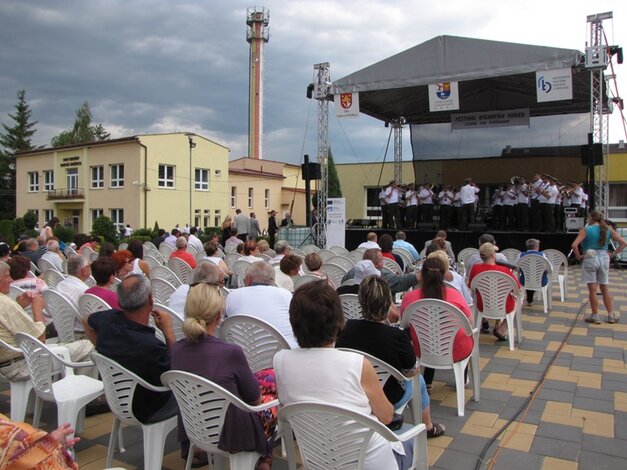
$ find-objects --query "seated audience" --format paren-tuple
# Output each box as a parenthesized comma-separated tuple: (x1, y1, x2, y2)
(379, 234, 404, 271)
(225, 228, 243, 250)
(225, 261, 296, 348)
(304, 252, 335, 288)
(423, 230, 455, 260)
(98, 242, 115, 258)
(336, 276, 445, 438)
(400, 256, 474, 393)
(464, 233, 508, 274)
(152, 228, 167, 249)
(169, 237, 197, 269)
(342, 249, 419, 295)
(240, 240, 264, 263)
(111, 249, 135, 279)
(56, 255, 91, 333)
(257, 239, 270, 255)
(0, 242, 10, 262)
(127, 239, 150, 276)
(519, 238, 548, 306)
(169, 262, 224, 319)
(171, 283, 276, 469)
(85, 257, 121, 310)
(274, 254, 302, 292)
(40, 239, 64, 272)
(274, 281, 414, 469)
(202, 241, 232, 277)
(426, 250, 472, 307)
(393, 231, 420, 262)
(9, 255, 48, 295)
(468, 243, 521, 341)
(84, 275, 178, 424)
(163, 228, 180, 248)
(358, 232, 380, 250)
(337, 259, 380, 295)
(269, 240, 290, 265)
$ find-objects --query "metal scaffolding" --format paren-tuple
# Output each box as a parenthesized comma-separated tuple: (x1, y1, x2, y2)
(392, 117, 406, 183)
(313, 62, 331, 248)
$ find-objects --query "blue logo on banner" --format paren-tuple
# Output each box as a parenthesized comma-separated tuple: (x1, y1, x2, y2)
(436, 82, 451, 100)
(537, 76, 552, 93)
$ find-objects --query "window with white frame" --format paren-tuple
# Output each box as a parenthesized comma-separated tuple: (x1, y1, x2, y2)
(28, 172, 39, 192)
(158, 164, 175, 188)
(195, 168, 209, 190)
(204, 209, 210, 228)
(44, 209, 54, 224)
(248, 188, 254, 208)
(91, 166, 104, 189)
(214, 210, 221, 227)
(43, 170, 54, 191)
(230, 186, 237, 208)
(194, 209, 201, 228)
(28, 209, 39, 228)
(91, 209, 104, 224)
(110, 164, 124, 188)
(110, 208, 124, 231)
(264, 189, 270, 208)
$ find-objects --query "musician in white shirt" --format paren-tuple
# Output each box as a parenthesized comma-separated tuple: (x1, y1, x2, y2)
(385, 181, 401, 229)
(437, 186, 454, 229)
(459, 178, 480, 230)
(419, 185, 435, 224)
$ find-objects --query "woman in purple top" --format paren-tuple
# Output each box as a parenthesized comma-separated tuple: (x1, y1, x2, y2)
(84, 257, 120, 310)
(171, 283, 276, 470)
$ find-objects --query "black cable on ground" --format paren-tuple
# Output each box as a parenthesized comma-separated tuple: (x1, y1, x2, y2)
(473, 300, 589, 470)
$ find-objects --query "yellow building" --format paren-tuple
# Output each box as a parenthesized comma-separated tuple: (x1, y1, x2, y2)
(228, 157, 312, 232)
(16, 133, 230, 233)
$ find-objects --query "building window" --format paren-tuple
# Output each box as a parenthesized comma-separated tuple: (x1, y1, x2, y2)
(110, 208, 124, 232)
(214, 210, 221, 227)
(204, 209, 210, 228)
(28, 209, 39, 229)
(215, 169, 222, 177)
(44, 209, 54, 224)
(194, 209, 201, 228)
(230, 186, 237, 208)
(43, 170, 54, 191)
(264, 189, 270, 208)
(248, 188, 254, 208)
(91, 166, 104, 189)
(28, 172, 39, 192)
(91, 209, 104, 224)
(110, 164, 124, 188)
(195, 168, 209, 191)
(158, 164, 175, 188)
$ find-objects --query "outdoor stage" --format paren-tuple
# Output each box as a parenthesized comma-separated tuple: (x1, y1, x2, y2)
(344, 228, 577, 255)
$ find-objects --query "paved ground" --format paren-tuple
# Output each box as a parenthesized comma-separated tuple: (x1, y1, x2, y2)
(1, 263, 626, 469)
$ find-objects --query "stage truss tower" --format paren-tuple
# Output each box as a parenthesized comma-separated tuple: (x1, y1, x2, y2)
(586, 11, 612, 213)
(314, 62, 331, 248)
(392, 117, 406, 183)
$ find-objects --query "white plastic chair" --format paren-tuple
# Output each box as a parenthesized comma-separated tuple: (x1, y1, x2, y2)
(392, 248, 415, 272)
(78, 293, 112, 322)
(42, 289, 81, 343)
(89, 251, 99, 264)
(151, 277, 177, 305)
(328, 245, 349, 257)
(279, 402, 428, 470)
(516, 254, 553, 313)
(223, 252, 242, 269)
(150, 265, 183, 288)
(91, 352, 177, 470)
(401, 298, 480, 416)
(64, 245, 78, 257)
(154, 303, 185, 341)
(145, 247, 166, 263)
(231, 259, 252, 288)
(300, 244, 320, 255)
(326, 255, 355, 272)
(143, 240, 157, 251)
(118, 242, 129, 251)
(337, 347, 422, 424)
(321, 262, 348, 287)
(457, 247, 479, 265)
(158, 242, 175, 259)
(293, 274, 322, 290)
(382, 257, 403, 275)
(0, 339, 34, 422)
(30, 261, 41, 276)
(339, 293, 363, 320)
(542, 248, 568, 302)
(85, 275, 96, 287)
(317, 249, 336, 263)
(470, 271, 523, 351)
(220, 315, 290, 373)
(15, 333, 103, 437)
(290, 248, 306, 259)
(80, 245, 95, 258)
(349, 248, 366, 264)
(38, 257, 61, 273)
(42, 268, 66, 289)
(500, 248, 521, 266)
(161, 370, 279, 470)
(144, 254, 164, 271)
(167, 257, 193, 284)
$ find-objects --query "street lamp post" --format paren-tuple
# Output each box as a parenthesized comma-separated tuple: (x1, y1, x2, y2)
(188, 135, 196, 227)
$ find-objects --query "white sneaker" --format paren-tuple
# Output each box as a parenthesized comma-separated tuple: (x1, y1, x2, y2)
(585, 314, 602, 324)
(607, 312, 620, 324)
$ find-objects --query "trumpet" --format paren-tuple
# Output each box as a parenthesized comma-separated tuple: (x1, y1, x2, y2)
(511, 176, 522, 185)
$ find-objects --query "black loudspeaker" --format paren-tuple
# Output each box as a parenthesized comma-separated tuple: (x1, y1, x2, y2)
(301, 162, 321, 180)
(417, 223, 435, 231)
(580, 143, 603, 166)
(469, 223, 487, 232)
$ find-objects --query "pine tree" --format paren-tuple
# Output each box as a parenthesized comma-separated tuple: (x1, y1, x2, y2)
(0, 90, 38, 219)
(312, 147, 343, 208)
(51, 101, 110, 147)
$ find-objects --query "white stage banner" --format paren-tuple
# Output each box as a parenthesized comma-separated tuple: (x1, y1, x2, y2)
(451, 108, 530, 130)
(428, 81, 459, 112)
(335, 92, 360, 119)
(326, 198, 346, 248)
(536, 68, 572, 103)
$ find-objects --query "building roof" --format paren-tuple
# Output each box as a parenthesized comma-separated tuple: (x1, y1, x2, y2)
(16, 136, 139, 157)
(229, 168, 284, 179)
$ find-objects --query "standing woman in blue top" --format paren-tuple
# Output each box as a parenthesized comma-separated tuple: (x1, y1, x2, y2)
(572, 210, 627, 324)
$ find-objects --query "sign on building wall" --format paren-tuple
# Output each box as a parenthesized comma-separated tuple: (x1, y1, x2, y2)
(451, 108, 530, 130)
(536, 68, 573, 103)
(335, 93, 360, 119)
(326, 198, 345, 248)
(428, 81, 459, 112)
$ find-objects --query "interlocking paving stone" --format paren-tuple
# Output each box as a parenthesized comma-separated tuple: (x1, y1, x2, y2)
(529, 435, 581, 460)
(535, 422, 583, 443)
(490, 448, 544, 470)
(581, 435, 627, 459)
(537, 388, 575, 403)
(541, 379, 578, 392)
(579, 450, 627, 470)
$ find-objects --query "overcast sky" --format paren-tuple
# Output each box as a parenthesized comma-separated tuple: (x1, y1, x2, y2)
(1, 0, 625, 166)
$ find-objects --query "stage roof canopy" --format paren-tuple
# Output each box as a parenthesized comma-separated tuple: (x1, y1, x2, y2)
(331, 35, 596, 125)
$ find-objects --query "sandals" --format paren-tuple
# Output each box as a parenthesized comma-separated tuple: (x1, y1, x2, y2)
(189, 452, 208, 468)
(427, 422, 446, 438)
(255, 455, 272, 470)
(493, 329, 508, 342)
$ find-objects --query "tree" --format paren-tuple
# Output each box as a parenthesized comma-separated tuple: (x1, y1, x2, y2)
(22, 210, 38, 231)
(91, 215, 117, 242)
(51, 101, 110, 147)
(0, 90, 38, 219)
(312, 147, 343, 208)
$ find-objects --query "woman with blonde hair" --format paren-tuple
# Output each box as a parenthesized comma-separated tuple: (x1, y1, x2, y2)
(171, 284, 276, 469)
(572, 210, 627, 324)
